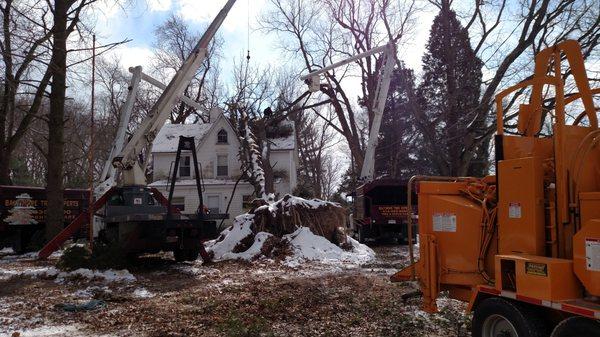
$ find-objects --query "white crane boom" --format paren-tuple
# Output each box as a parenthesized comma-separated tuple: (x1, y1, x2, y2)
(360, 44, 395, 181)
(95, 66, 143, 196)
(112, 0, 237, 186)
(133, 68, 206, 112)
(301, 42, 396, 182)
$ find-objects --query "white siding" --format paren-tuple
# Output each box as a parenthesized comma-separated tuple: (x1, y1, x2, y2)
(150, 116, 299, 225)
(155, 183, 255, 227)
(195, 118, 242, 179)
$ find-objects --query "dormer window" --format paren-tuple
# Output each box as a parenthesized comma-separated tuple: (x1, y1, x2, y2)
(217, 129, 228, 144)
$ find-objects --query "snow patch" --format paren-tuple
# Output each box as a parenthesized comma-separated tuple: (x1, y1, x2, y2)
(73, 286, 110, 299)
(0, 266, 59, 280)
(133, 287, 154, 298)
(0, 247, 15, 254)
(56, 268, 136, 284)
(151, 123, 212, 153)
(206, 213, 254, 260)
(254, 195, 338, 215)
(220, 232, 273, 261)
(283, 227, 375, 268)
(6, 324, 85, 337)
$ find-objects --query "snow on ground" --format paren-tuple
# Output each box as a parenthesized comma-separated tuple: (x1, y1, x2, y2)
(283, 227, 375, 268)
(206, 213, 255, 260)
(0, 266, 58, 281)
(6, 324, 123, 337)
(8, 324, 84, 337)
(0, 247, 14, 254)
(73, 286, 111, 299)
(56, 268, 136, 284)
(132, 287, 154, 298)
(0, 251, 38, 264)
(0, 244, 466, 337)
(206, 213, 375, 267)
(0, 266, 135, 283)
(220, 231, 274, 261)
(205, 194, 367, 267)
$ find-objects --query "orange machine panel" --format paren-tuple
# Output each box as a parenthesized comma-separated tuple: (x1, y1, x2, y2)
(498, 157, 545, 255)
(495, 254, 581, 301)
(501, 135, 553, 161)
(573, 219, 600, 296)
(580, 192, 600, 227)
(419, 182, 487, 286)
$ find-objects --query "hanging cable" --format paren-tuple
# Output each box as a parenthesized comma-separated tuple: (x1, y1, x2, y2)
(246, 0, 251, 63)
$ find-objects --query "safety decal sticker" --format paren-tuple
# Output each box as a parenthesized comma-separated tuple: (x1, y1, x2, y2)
(525, 262, 548, 276)
(509, 202, 522, 219)
(585, 238, 600, 272)
(433, 212, 457, 232)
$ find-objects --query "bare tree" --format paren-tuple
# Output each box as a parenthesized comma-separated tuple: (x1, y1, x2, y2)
(45, 0, 125, 240)
(261, 0, 420, 174)
(0, 0, 53, 184)
(152, 14, 224, 124)
(291, 105, 340, 199)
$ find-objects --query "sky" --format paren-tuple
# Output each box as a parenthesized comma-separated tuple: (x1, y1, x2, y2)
(90, 0, 436, 184)
(94, 0, 434, 87)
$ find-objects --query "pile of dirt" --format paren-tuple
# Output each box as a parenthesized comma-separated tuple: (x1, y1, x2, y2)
(205, 195, 375, 265)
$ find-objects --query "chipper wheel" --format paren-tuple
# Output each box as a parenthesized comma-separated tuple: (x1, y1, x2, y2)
(472, 298, 547, 337)
(550, 316, 600, 337)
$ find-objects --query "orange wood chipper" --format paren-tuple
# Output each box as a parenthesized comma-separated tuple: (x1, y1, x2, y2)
(391, 40, 600, 337)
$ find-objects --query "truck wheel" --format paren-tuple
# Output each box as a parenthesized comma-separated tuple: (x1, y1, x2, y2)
(472, 298, 547, 337)
(11, 228, 29, 254)
(550, 316, 600, 337)
(186, 249, 199, 261)
(173, 249, 186, 262)
(357, 227, 366, 244)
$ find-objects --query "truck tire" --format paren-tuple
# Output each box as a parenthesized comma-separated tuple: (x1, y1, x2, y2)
(173, 248, 186, 262)
(357, 227, 366, 244)
(472, 297, 547, 337)
(550, 316, 600, 337)
(186, 249, 199, 261)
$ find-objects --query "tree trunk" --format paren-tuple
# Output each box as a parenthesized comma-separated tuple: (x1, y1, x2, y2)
(255, 121, 275, 198)
(45, 0, 69, 241)
(0, 80, 16, 185)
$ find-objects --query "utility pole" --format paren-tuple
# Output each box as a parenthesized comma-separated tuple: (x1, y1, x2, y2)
(88, 34, 96, 249)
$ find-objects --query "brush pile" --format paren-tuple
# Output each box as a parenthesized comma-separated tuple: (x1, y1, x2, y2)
(205, 195, 375, 266)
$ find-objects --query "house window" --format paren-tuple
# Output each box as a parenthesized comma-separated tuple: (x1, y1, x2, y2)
(217, 129, 228, 144)
(179, 156, 191, 177)
(171, 197, 185, 212)
(216, 154, 228, 177)
(207, 195, 220, 214)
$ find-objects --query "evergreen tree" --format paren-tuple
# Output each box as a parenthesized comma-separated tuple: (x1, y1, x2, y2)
(417, 1, 485, 177)
(375, 63, 429, 180)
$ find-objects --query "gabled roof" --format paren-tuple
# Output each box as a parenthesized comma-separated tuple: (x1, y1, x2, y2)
(151, 123, 212, 153)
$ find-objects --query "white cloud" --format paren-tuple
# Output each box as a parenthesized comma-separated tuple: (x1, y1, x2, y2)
(176, 0, 265, 32)
(96, 0, 121, 19)
(147, 0, 172, 12)
(110, 45, 155, 71)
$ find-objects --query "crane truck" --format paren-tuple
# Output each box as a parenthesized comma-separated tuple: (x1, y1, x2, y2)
(391, 40, 600, 337)
(38, 0, 238, 261)
(301, 42, 416, 243)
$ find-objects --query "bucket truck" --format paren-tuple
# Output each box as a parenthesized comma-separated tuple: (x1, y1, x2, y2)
(302, 42, 416, 243)
(38, 0, 237, 260)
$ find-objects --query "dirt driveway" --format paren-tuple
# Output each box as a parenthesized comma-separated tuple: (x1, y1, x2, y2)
(0, 245, 470, 337)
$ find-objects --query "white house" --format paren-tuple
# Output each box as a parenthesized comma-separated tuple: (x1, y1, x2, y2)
(149, 109, 298, 227)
